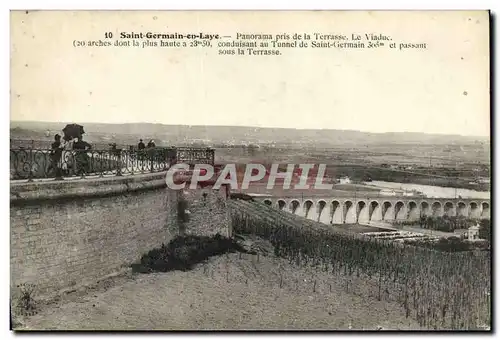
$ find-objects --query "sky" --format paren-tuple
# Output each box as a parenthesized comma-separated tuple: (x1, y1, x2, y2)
(10, 10, 490, 137)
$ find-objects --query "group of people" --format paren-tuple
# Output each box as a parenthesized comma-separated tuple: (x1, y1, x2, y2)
(137, 139, 156, 150)
(48, 133, 92, 177)
(47, 134, 158, 177)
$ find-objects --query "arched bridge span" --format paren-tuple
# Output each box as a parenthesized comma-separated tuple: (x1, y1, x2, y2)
(258, 195, 490, 224)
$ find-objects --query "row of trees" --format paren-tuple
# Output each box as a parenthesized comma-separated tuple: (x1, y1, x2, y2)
(395, 215, 490, 235)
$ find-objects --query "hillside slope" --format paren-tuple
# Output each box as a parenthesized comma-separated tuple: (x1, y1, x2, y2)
(17, 251, 421, 330)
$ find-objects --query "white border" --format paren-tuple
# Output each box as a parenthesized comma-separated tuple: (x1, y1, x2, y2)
(3, 1, 498, 339)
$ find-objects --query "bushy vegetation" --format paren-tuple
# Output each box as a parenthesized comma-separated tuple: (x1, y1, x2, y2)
(13, 283, 37, 317)
(230, 200, 491, 330)
(478, 219, 491, 242)
(396, 217, 491, 245)
(395, 216, 485, 232)
(404, 237, 490, 252)
(131, 234, 246, 273)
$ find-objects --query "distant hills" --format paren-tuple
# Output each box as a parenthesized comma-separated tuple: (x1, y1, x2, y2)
(10, 121, 490, 148)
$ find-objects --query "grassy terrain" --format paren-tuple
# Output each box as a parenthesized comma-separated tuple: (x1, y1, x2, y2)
(14, 249, 421, 331)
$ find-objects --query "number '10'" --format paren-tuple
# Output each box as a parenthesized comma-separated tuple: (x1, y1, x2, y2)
(105, 32, 113, 39)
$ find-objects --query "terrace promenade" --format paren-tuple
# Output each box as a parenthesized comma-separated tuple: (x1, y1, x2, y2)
(9, 146, 215, 182)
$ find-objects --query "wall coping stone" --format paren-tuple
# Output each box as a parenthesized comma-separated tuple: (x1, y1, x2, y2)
(10, 171, 169, 204)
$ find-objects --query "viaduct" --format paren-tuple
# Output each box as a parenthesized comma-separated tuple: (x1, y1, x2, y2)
(251, 195, 491, 224)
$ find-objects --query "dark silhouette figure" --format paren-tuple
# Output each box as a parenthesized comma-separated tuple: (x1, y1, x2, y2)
(147, 140, 156, 148)
(109, 143, 120, 156)
(73, 137, 92, 175)
(137, 139, 146, 162)
(73, 137, 91, 151)
(48, 134, 63, 176)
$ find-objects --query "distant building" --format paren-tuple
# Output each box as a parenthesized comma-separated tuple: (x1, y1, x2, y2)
(456, 224, 481, 241)
(467, 224, 480, 241)
(339, 176, 351, 184)
(454, 229, 469, 239)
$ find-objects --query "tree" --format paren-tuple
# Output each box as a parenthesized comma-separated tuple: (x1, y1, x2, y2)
(419, 216, 427, 229)
(478, 219, 491, 242)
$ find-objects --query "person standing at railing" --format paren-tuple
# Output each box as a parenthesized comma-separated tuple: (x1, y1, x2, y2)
(73, 137, 92, 176)
(137, 139, 145, 163)
(58, 138, 73, 175)
(146, 140, 156, 169)
(48, 134, 63, 177)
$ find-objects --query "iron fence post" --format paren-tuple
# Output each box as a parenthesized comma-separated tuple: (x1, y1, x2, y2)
(98, 151, 104, 178)
(150, 150, 154, 173)
(116, 151, 123, 176)
(129, 151, 134, 175)
(27, 142, 34, 182)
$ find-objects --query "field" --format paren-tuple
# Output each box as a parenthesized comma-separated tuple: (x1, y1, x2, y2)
(213, 146, 490, 191)
(14, 250, 422, 331)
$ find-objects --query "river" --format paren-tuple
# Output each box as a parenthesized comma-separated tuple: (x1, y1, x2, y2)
(366, 181, 490, 199)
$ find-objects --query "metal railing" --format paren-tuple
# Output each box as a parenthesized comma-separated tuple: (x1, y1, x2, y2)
(175, 147, 215, 165)
(10, 146, 215, 181)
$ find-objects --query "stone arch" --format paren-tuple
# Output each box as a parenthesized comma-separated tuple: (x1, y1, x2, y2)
(303, 200, 314, 219)
(331, 200, 342, 224)
(421, 201, 430, 217)
(481, 202, 490, 219)
(382, 201, 394, 221)
(457, 201, 467, 217)
(263, 199, 273, 206)
(407, 201, 419, 221)
(277, 199, 286, 211)
(317, 200, 330, 224)
(444, 201, 455, 217)
(395, 201, 406, 220)
(431, 201, 442, 217)
(469, 201, 480, 219)
(357, 201, 369, 224)
(344, 200, 356, 224)
(290, 200, 300, 215)
(369, 201, 382, 222)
